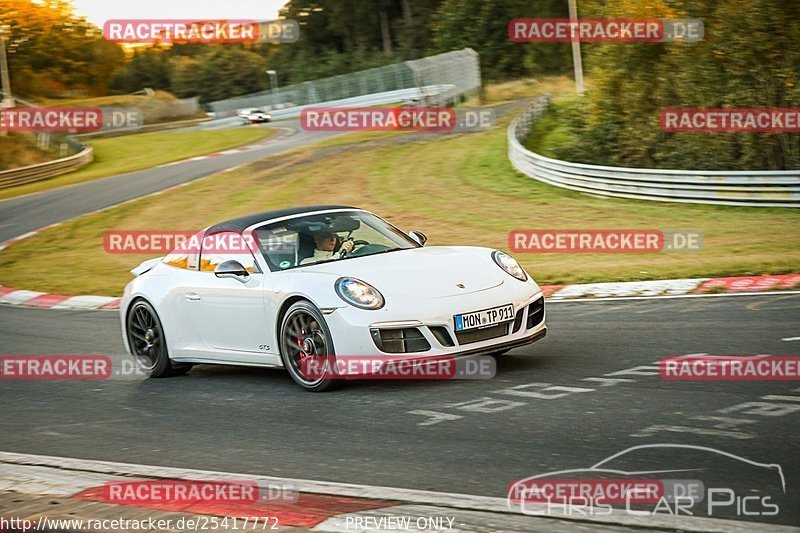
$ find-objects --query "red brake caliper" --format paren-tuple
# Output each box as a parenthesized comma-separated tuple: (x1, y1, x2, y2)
(297, 327, 305, 358)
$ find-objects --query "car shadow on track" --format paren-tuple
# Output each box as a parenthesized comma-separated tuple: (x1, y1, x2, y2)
(140, 350, 555, 394)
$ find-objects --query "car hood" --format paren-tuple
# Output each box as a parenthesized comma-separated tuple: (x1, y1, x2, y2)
(303, 246, 504, 298)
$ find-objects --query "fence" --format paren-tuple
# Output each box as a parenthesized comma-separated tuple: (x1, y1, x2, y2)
(508, 96, 800, 207)
(207, 48, 482, 116)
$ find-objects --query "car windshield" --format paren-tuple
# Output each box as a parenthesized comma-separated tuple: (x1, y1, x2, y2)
(253, 210, 418, 271)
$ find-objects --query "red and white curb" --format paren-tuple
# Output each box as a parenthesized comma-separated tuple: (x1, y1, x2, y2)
(0, 274, 798, 311)
(0, 452, 792, 532)
(0, 287, 121, 310)
(541, 273, 800, 300)
(156, 146, 254, 167)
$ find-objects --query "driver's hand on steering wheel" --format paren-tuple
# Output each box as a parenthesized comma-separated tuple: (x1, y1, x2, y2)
(340, 239, 355, 254)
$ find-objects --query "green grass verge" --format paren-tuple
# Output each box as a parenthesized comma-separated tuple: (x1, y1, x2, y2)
(0, 126, 276, 201)
(1, 77, 797, 296)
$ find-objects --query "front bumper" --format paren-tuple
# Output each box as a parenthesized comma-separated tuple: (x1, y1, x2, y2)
(313, 326, 547, 380)
(323, 286, 547, 364)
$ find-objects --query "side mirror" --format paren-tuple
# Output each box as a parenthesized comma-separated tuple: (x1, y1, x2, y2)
(409, 230, 427, 246)
(214, 260, 250, 283)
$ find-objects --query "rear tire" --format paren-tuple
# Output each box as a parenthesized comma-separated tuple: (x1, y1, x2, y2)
(126, 299, 190, 378)
(279, 300, 338, 392)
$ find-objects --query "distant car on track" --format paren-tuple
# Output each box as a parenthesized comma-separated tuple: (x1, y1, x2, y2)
(121, 206, 547, 391)
(237, 108, 272, 124)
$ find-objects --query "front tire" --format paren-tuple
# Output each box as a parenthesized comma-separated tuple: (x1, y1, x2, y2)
(279, 300, 338, 392)
(126, 299, 190, 378)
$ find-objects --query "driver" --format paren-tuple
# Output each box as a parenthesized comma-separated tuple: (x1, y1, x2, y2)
(300, 230, 355, 265)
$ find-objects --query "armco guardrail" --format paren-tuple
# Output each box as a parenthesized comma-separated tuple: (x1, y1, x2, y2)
(0, 143, 93, 190)
(509, 95, 800, 207)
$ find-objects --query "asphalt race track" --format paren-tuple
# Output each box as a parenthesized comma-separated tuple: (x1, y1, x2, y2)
(1, 294, 798, 526)
(0, 121, 342, 244)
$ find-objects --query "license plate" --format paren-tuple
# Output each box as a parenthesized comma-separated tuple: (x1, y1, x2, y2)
(454, 304, 515, 331)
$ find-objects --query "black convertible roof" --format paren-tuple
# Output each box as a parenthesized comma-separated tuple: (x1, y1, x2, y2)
(206, 205, 357, 234)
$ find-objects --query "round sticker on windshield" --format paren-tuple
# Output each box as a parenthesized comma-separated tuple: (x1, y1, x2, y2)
(279, 260, 291, 269)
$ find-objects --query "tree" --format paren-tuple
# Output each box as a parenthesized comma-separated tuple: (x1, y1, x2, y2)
(567, 0, 800, 170)
(193, 47, 269, 103)
(0, 0, 124, 98)
(111, 47, 171, 93)
(432, 0, 569, 81)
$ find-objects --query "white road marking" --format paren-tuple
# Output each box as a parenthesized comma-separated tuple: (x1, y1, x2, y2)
(407, 410, 463, 426)
(762, 395, 800, 402)
(493, 382, 594, 400)
(444, 397, 525, 413)
(631, 424, 754, 440)
(782, 336, 800, 341)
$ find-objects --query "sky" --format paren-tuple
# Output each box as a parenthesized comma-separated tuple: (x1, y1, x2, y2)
(70, 0, 287, 26)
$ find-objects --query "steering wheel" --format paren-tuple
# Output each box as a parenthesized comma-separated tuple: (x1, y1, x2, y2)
(340, 239, 368, 258)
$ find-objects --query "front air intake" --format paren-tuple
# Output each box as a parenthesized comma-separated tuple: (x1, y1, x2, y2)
(429, 326, 455, 347)
(512, 308, 525, 333)
(526, 297, 545, 329)
(370, 328, 431, 353)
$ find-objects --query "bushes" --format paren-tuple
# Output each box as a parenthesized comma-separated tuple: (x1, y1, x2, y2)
(567, 0, 800, 170)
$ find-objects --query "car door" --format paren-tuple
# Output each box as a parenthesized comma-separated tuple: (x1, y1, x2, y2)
(181, 231, 277, 363)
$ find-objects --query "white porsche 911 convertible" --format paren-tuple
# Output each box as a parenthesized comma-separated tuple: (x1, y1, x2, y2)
(121, 206, 547, 391)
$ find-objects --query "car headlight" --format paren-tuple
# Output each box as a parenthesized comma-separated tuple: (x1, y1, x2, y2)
(335, 277, 385, 309)
(492, 250, 528, 281)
